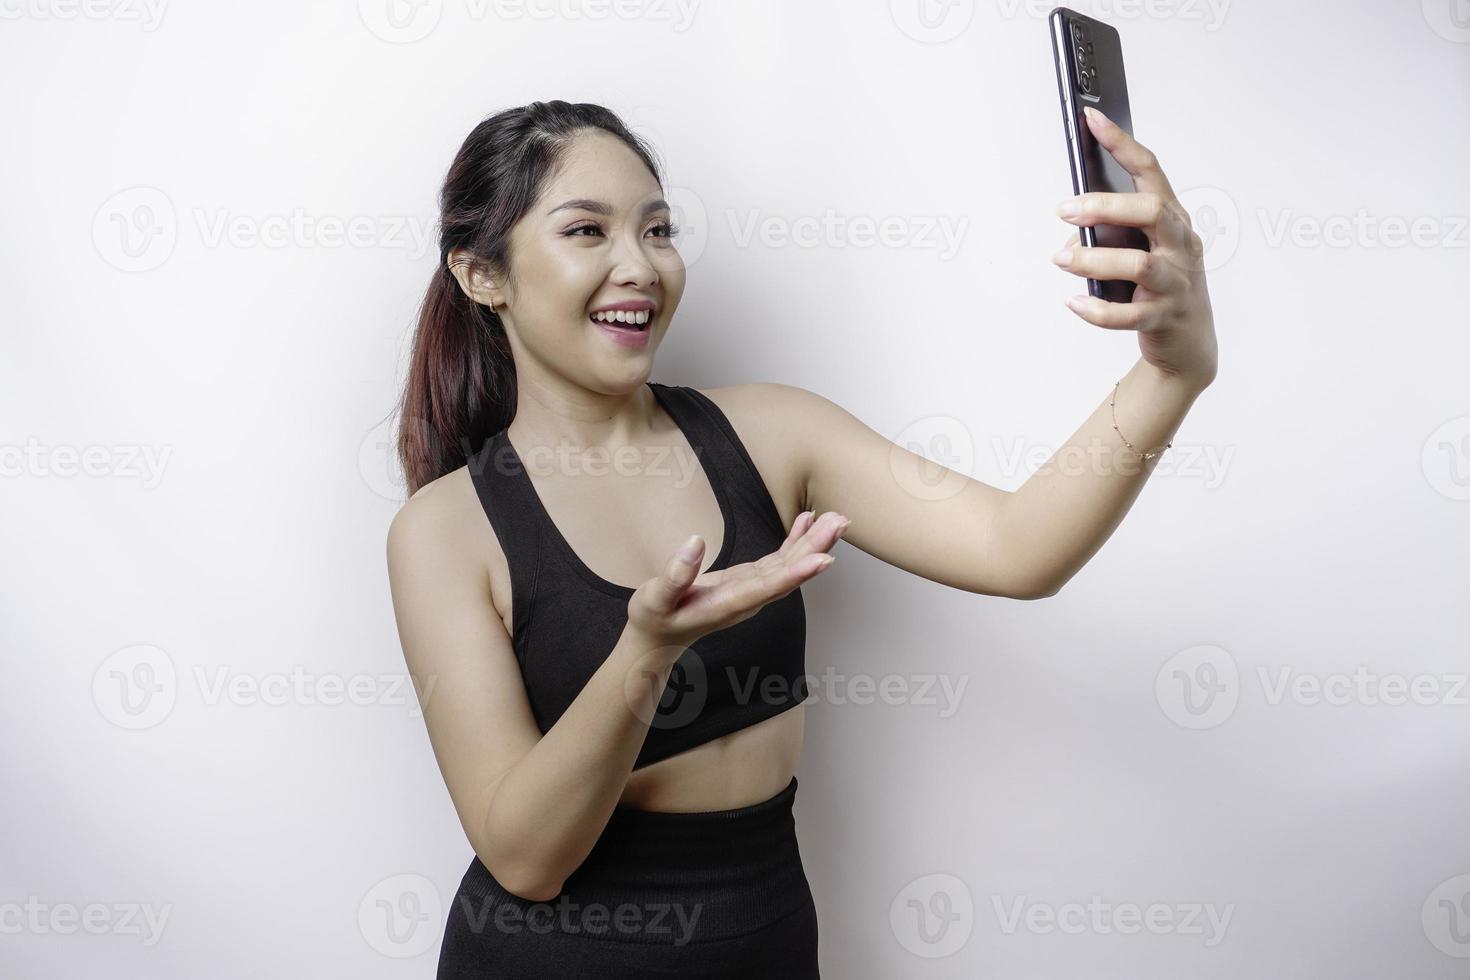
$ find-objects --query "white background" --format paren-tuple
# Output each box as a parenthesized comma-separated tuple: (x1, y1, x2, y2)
(3, 1, 1468, 977)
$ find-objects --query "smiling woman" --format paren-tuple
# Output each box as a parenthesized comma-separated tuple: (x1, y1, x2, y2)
(386, 101, 834, 978)
(386, 88, 1219, 979)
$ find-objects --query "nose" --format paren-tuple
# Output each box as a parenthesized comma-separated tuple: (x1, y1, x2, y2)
(608, 226, 661, 289)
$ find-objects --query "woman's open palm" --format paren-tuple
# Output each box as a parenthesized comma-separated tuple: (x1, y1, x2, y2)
(628, 509, 848, 647)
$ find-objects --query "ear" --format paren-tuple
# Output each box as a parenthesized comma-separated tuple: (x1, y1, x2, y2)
(446, 248, 505, 310)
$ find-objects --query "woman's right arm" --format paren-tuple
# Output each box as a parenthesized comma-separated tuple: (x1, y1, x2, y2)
(386, 490, 684, 902)
(386, 484, 847, 902)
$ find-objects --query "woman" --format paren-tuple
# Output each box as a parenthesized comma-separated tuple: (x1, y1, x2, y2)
(386, 100, 1217, 978)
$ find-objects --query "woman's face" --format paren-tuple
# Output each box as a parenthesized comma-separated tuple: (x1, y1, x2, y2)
(487, 129, 686, 391)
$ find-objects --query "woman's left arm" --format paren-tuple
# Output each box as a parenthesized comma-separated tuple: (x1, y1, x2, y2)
(1012, 106, 1218, 593)
(763, 107, 1217, 600)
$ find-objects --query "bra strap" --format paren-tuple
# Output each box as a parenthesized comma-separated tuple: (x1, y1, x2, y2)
(466, 431, 543, 651)
(654, 383, 789, 541)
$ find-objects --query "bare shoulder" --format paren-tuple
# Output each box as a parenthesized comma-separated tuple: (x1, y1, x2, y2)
(390, 465, 472, 549)
(696, 381, 840, 453)
(690, 382, 827, 527)
(695, 380, 819, 413)
(697, 381, 840, 423)
(387, 464, 496, 600)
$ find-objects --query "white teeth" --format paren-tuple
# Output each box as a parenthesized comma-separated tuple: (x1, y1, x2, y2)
(591, 309, 651, 325)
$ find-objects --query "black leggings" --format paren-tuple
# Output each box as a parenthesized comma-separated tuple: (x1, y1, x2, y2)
(436, 775, 820, 978)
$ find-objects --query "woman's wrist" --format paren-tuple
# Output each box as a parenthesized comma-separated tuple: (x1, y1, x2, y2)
(1141, 352, 1217, 397)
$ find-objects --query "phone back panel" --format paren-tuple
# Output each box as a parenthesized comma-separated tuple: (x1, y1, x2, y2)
(1049, 7, 1150, 302)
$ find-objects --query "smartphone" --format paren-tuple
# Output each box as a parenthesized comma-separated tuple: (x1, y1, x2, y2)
(1049, 6, 1150, 303)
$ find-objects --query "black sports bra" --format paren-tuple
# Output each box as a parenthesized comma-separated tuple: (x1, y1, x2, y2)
(467, 381, 809, 770)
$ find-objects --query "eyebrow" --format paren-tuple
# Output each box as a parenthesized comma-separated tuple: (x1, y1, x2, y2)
(546, 198, 671, 218)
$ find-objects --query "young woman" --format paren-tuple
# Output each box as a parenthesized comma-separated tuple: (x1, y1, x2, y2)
(387, 100, 1217, 978)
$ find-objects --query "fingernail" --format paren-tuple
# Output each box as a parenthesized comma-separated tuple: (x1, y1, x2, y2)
(1066, 296, 1087, 312)
(1085, 106, 1107, 125)
(1056, 199, 1081, 218)
(678, 534, 701, 561)
(1052, 247, 1073, 267)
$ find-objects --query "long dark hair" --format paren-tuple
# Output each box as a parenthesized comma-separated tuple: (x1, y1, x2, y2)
(394, 100, 666, 496)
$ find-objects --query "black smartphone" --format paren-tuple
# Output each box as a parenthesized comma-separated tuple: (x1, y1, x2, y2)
(1049, 6, 1150, 303)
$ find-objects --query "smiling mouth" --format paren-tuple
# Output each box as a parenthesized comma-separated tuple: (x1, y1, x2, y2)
(588, 313, 651, 331)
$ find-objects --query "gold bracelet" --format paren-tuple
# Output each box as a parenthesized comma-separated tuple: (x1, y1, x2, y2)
(1109, 379, 1172, 460)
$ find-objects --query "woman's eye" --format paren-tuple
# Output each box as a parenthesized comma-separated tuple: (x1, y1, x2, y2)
(564, 222, 680, 240)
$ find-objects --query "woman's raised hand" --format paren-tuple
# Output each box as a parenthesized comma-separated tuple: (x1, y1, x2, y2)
(1051, 106, 1218, 389)
(627, 510, 848, 649)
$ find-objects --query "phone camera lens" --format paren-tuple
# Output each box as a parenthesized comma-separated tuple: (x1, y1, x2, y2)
(1076, 45, 1090, 69)
(1070, 22, 1084, 43)
(1080, 69, 1095, 94)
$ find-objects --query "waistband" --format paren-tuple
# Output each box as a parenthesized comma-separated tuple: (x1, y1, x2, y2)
(602, 772, 799, 835)
(453, 776, 809, 945)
